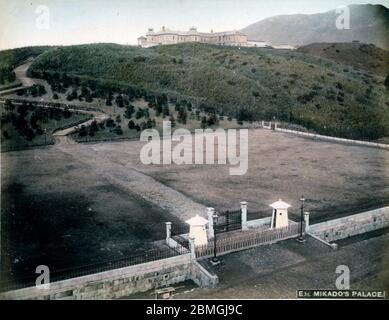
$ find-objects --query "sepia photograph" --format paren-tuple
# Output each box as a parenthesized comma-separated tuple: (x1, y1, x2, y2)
(0, 0, 388, 310)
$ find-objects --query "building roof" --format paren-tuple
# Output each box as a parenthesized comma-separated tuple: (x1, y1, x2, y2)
(269, 199, 291, 210)
(185, 214, 209, 226)
(146, 27, 246, 37)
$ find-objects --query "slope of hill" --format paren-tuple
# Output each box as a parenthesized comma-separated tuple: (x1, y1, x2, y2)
(27, 42, 389, 140)
(241, 4, 389, 50)
(297, 42, 389, 77)
(0, 46, 51, 85)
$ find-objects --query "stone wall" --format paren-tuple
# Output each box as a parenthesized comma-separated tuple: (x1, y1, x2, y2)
(275, 127, 389, 150)
(308, 207, 389, 243)
(0, 253, 217, 300)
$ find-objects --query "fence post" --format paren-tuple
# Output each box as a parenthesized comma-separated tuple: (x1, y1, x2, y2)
(189, 237, 196, 260)
(304, 212, 310, 232)
(207, 207, 215, 239)
(240, 201, 248, 230)
(165, 222, 172, 245)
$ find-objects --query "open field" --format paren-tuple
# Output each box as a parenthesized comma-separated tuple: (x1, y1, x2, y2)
(0, 147, 185, 283)
(82, 128, 389, 223)
(1, 127, 388, 285)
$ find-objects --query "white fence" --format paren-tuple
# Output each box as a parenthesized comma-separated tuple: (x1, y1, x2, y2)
(275, 127, 389, 150)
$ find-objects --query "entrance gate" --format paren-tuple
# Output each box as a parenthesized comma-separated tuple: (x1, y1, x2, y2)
(215, 209, 242, 234)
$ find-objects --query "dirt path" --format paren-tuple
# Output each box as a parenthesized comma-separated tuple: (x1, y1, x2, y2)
(14, 61, 35, 87)
(55, 140, 208, 221)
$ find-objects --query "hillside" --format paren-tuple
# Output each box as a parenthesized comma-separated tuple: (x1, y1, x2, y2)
(0, 46, 50, 85)
(241, 4, 389, 50)
(297, 42, 389, 77)
(27, 42, 389, 140)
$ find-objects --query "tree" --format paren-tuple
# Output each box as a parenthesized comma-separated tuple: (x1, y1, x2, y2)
(135, 108, 144, 119)
(162, 105, 170, 118)
(78, 125, 87, 137)
(105, 118, 115, 128)
(113, 125, 123, 135)
(146, 118, 153, 128)
(207, 113, 218, 126)
(124, 105, 135, 119)
(128, 120, 135, 129)
(177, 108, 187, 124)
(169, 115, 176, 128)
(63, 108, 72, 118)
(201, 116, 207, 129)
(115, 95, 124, 108)
(90, 120, 99, 133)
(140, 121, 147, 131)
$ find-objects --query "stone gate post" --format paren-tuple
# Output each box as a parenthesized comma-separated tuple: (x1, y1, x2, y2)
(207, 207, 215, 239)
(304, 212, 310, 232)
(165, 222, 172, 245)
(189, 237, 196, 260)
(241, 201, 248, 230)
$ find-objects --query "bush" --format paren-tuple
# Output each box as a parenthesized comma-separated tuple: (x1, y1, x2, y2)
(128, 120, 135, 129)
(78, 125, 87, 137)
(113, 125, 123, 135)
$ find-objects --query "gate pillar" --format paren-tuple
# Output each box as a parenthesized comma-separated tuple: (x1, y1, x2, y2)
(241, 201, 248, 230)
(207, 207, 215, 239)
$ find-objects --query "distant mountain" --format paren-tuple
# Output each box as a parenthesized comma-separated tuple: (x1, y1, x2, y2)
(297, 42, 389, 77)
(241, 4, 389, 50)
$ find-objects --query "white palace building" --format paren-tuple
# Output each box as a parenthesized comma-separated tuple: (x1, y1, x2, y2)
(137, 26, 252, 48)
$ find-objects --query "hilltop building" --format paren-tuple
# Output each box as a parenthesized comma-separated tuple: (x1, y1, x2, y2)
(138, 26, 248, 48)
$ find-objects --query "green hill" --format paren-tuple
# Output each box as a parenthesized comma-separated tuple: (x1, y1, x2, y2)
(297, 42, 389, 77)
(0, 46, 50, 85)
(28, 42, 389, 140)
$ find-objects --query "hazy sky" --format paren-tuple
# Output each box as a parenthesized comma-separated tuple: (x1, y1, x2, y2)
(0, 0, 387, 50)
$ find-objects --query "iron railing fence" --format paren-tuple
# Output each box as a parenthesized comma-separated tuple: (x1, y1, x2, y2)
(195, 223, 300, 259)
(170, 224, 190, 249)
(0, 245, 188, 293)
(247, 210, 266, 220)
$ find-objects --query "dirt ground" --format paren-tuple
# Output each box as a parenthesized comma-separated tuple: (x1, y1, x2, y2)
(1, 128, 388, 285)
(83, 128, 389, 223)
(172, 232, 389, 299)
(0, 147, 185, 283)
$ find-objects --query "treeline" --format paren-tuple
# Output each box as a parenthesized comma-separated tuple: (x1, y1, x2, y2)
(1, 100, 74, 141)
